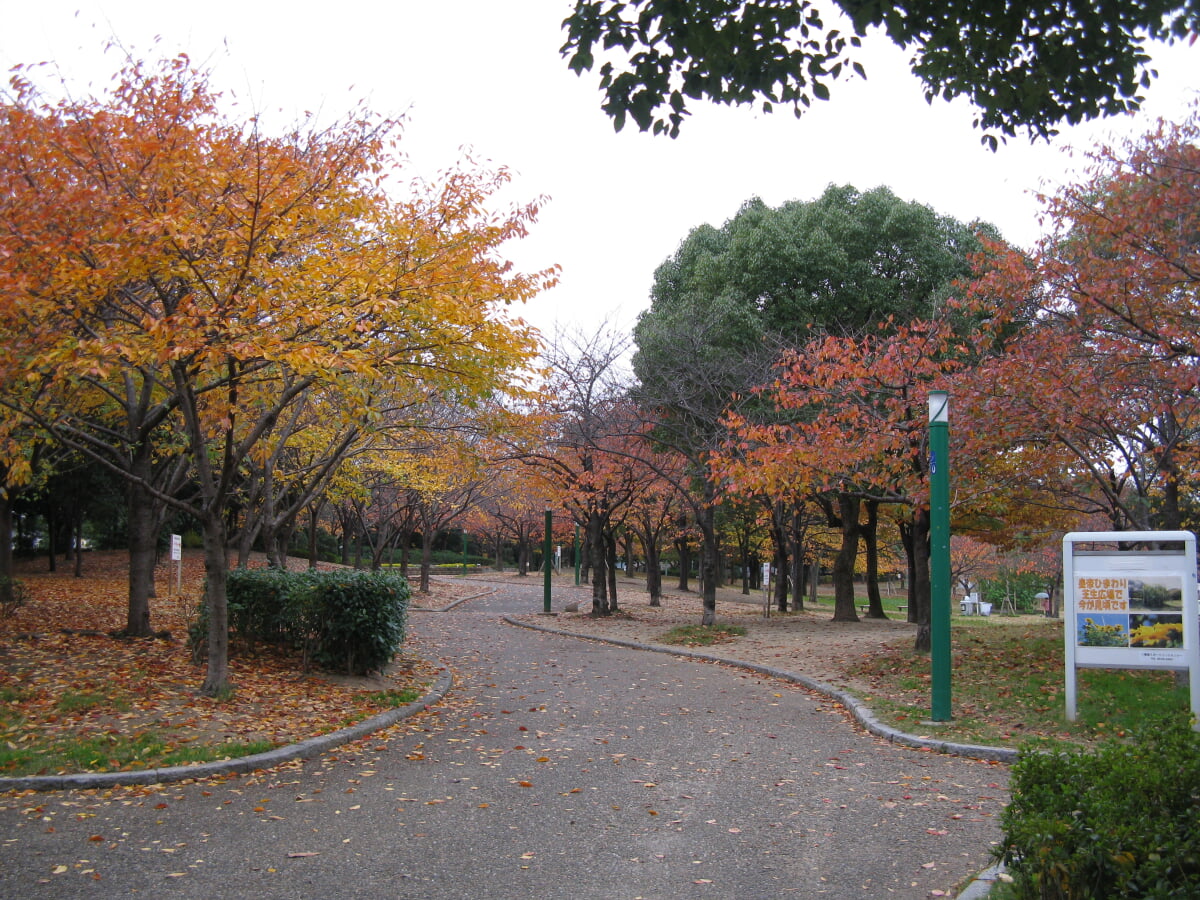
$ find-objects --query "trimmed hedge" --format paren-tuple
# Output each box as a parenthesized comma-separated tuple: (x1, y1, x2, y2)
(998, 716, 1200, 898)
(201, 568, 410, 676)
(302, 570, 410, 676)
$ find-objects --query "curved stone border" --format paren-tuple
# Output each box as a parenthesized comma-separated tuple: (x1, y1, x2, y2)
(0, 665, 453, 794)
(410, 587, 496, 613)
(955, 863, 1008, 899)
(504, 615, 1018, 764)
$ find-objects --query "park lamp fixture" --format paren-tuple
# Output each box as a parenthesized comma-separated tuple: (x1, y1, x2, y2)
(928, 389, 949, 425)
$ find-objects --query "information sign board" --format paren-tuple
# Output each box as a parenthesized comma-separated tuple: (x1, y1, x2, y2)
(1062, 531, 1199, 725)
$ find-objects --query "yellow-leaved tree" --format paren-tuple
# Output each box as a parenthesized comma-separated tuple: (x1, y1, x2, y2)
(0, 54, 553, 694)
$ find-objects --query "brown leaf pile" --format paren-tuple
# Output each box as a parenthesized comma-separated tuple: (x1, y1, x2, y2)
(0, 551, 446, 770)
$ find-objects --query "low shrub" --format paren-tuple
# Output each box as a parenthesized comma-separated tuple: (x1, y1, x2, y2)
(306, 570, 409, 676)
(998, 715, 1200, 898)
(197, 568, 410, 676)
(226, 567, 301, 646)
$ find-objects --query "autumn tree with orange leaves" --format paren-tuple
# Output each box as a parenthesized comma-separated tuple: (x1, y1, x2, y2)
(0, 55, 550, 695)
(961, 101, 1200, 534)
(720, 321, 971, 644)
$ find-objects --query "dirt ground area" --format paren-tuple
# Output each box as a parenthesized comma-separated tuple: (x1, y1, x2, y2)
(466, 572, 921, 696)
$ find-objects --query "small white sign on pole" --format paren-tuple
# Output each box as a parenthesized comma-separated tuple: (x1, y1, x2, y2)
(170, 533, 183, 596)
(1062, 531, 1199, 727)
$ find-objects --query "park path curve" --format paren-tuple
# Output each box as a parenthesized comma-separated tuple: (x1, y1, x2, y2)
(0, 580, 1008, 899)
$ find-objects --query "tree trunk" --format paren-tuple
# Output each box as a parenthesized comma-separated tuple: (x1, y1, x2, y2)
(264, 526, 285, 568)
(908, 508, 932, 652)
(831, 493, 861, 623)
(370, 533, 387, 571)
(518, 530, 530, 576)
(399, 531, 412, 577)
(862, 499, 886, 618)
(0, 492, 13, 606)
(73, 515, 84, 578)
(46, 506, 57, 572)
(124, 480, 159, 637)
(306, 501, 323, 569)
(589, 507, 610, 616)
(676, 534, 691, 592)
(790, 506, 805, 612)
(579, 534, 590, 584)
(606, 529, 619, 613)
(235, 526, 255, 569)
(339, 512, 354, 566)
(200, 513, 231, 696)
(698, 495, 718, 626)
(771, 501, 789, 613)
(420, 528, 434, 593)
(644, 534, 662, 607)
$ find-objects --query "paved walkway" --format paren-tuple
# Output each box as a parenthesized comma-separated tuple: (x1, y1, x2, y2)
(0, 582, 1009, 899)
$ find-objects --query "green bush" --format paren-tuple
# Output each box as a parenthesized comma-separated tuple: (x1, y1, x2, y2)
(200, 568, 410, 676)
(306, 570, 409, 676)
(998, 716, 1200, 898)
(226, 567, 302, 646)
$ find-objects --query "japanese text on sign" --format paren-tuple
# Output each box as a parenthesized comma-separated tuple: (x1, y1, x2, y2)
(1076, 577, 1128, 612)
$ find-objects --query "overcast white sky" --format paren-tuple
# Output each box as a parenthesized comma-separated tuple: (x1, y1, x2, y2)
(3, 1, 1198, 339)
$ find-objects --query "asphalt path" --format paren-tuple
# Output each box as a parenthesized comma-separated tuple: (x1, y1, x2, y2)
(0, 581, 1009, 899)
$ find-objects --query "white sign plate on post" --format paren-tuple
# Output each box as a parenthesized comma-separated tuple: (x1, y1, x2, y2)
(1062, 531, 1199, 727)
(170, 533, 182, 562)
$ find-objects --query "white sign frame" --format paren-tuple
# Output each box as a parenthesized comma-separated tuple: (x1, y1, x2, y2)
(1063, 531, 1199, 725)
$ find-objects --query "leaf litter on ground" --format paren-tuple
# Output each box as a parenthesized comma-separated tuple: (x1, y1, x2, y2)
(0, 551, 448, 777)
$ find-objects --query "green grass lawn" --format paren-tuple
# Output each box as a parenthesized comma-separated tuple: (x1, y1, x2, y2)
(847, 616, 1191, 749)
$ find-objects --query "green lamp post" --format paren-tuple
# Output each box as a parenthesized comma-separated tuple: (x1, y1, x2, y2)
(929, 390, 952, 721)
(543, 506, 553, 614)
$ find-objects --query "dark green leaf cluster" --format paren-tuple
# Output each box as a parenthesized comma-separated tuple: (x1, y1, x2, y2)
(197, 569, 410, 676)
(639, 185, 985, 344)
(562, 0, 1199, 145)
(844, 0, 1198, 148)
(999, 716, 1200, 898)
(562, 0, 860, 135)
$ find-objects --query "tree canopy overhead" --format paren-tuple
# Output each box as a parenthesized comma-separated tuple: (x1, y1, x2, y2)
(561, 0, 1199, 146)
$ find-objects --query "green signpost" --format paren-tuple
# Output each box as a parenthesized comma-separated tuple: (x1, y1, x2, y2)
(929, 390, 952, 721)
(544, 507, 553, 614)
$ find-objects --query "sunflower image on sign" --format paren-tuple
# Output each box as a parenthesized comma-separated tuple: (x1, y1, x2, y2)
(1078, 615, 1129, 647)
(1129, 614, 1185, 649)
